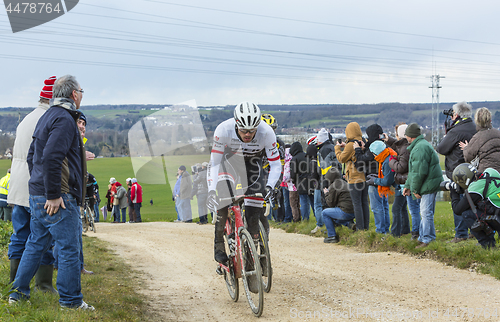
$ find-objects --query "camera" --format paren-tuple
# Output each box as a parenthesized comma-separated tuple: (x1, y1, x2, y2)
(337, 138, 342, 144)
(471, 220, 494, 235)
(443, 108, 454, 117)
(439, 180, 463, 194)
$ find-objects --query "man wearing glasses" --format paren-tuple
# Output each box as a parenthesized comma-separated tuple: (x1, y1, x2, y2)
(9, 75, 95, 310)
(206, 102, 281, 293)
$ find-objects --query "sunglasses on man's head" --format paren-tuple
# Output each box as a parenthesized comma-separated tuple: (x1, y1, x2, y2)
(238, 128, 257, 134)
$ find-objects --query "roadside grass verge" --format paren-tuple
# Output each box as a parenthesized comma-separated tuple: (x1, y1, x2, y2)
(271, 200, 500, 280)
(0, 221, 150, 321)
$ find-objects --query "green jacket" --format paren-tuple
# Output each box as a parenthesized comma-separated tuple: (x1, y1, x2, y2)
(404, 135, 443, 195)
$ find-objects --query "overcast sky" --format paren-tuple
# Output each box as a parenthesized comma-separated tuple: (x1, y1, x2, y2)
(1, 0, 500, 108)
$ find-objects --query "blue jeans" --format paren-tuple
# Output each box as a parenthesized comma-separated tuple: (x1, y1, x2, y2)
(93, 202, 100, 222)
(368, 185, 390, 234)
(197, 193, 208, 223)
(134, 203, 142, 222)
(112, 205, 120, 222)
(391, 191, 410, 237)
(418, 192, 437, 244)
(406, 195, 421, 233)
(8, 205, 54, 265)
(283, 187, 292, 223)
(322, 208, 355, 237)
(299, 194, 312, 221)
(314, 189, 324, 227)
(178, 199, 192, 222)
(11, 194, 83, 307)
(453, 193, 470, 239)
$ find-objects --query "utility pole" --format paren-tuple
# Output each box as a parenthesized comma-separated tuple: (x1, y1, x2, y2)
(429, 74, 444, 147)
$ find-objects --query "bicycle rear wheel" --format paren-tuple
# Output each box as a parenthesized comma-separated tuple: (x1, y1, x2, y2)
(240, 229, 264, 317)
(223, 232, 238, 302)
(87, 206, 96, 233)
(258, 221, 272, 293)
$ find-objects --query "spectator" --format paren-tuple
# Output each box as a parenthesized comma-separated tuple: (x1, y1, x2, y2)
(150, 198, 153, 206)
(126, 178, 136, 223)
(335, 122, 369, 230)
(113, 182, 127, 223)
(367, 141, 396, 234)
(104, 184, 112, 221)
(173, 173, 182, 222)
(322, 167, 355, 243)
(436, 101, 476, 244)
(193, 162, 209, 224)
(450, 164, 498, 248)
(109, 178, 119, 222)
(283, 147, 300, 222)
(461, 107, 500, 173)
(403, 123, 443, 249)
(354, 124, 387, 233)
(306, 143, 322, 232)
(10, 75, 94, 310)
(289, 142, 313, 222)
(315, 128, 341, 233)
(387, 124, 413, 238)
(281, 144, 293, 223)
(0, 169, 12, 221)
(178, 165, 192, 222)
(7, 76, 56, 293)
(131, 178, 143, 222)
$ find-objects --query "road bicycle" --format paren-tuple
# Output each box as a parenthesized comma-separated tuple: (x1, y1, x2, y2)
(216, 193, 267, 317)
(258, 209, 272, 293)
(81, 197, 96, 233)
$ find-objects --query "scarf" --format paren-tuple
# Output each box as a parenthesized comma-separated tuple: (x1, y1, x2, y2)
(374, 147, 397, 197)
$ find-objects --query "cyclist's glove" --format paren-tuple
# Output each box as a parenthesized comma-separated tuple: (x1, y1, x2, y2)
(207, 190, 219, 212)
(264, 186, 275, 202)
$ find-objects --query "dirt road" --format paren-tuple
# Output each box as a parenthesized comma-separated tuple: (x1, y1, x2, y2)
(94, 222, 500, 321)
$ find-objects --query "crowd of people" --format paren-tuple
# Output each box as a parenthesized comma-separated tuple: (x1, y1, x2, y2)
(103, 177, 143, 223)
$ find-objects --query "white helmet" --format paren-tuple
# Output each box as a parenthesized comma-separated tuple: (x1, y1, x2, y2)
(234, 101, 261, 130)
(307, 135, 318, 146)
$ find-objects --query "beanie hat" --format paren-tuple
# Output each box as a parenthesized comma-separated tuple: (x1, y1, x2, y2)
(317, 128, 329, 144)
(109, 177, 116, 184)
(202, 162, 209, 167)
(397, 124, 408, 139)
(369, 140, 386, 156)
(405, 123, 421, 138)
(126, 177, 131, 183)
(40, 76, 56, 99)
(179, 165, 186, 171)
(79, 113, 87, 125)
(131, 178, 137, 183)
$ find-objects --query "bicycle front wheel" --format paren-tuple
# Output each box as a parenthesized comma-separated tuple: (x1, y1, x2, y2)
(81, 208, 89, 233)
(223, 232, 238, 302)
(87, 206, 96, 233)
(240, 229, 264, 317)
(258, 221, 272, 293)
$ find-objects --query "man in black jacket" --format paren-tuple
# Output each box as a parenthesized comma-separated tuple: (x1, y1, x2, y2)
(10, 75, 94, 310)
(436, 101, 476, 243)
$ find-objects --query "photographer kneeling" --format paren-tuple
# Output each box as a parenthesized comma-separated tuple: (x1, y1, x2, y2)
(447, 163, 500, 248)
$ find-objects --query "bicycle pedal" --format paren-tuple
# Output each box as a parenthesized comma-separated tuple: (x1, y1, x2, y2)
(216, 266, 224, 276)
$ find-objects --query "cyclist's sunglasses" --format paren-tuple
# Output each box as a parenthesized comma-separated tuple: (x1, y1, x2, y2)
(238, 128, 257, 134)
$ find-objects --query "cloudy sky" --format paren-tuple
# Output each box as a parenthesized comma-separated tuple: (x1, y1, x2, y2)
(1, 0, 500, 108)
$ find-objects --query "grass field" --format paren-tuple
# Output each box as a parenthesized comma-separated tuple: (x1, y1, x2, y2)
(0, 156, 210, 223)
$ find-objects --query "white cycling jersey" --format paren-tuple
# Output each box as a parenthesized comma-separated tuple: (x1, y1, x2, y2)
(207, 118, 281, 192)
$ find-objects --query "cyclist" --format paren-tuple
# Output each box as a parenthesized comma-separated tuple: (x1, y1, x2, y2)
(207, 102, 281, 269)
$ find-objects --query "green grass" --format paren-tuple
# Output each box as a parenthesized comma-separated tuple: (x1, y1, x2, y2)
(0, 221, 150, 321)
(272, 200, 500, 279)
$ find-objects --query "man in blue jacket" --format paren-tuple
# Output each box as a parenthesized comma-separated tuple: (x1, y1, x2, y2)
(9, 75, 94, 310)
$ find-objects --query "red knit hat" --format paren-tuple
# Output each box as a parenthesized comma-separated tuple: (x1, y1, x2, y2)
(40, 76, 56, 99)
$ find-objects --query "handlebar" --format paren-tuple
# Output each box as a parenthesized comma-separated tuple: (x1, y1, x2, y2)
(219, 193, 265, 205)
